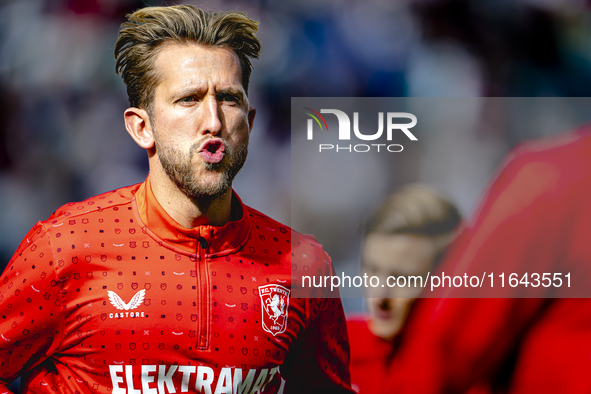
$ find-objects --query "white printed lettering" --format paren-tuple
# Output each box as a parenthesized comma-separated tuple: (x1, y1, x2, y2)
(110, 365, 125, 394)
(108, 365, 279, 394)
(178, 365, 196, 392)
(249, 369, 268, 394)
(213, 368, 232, 394)
(262, 367, 279, 392)
(126, 365, 141, 394)
(195, 366, 214, 394)
(233, 369, 255, 394)
(141, 365, 157, 394)
(158, 365, 177, 394)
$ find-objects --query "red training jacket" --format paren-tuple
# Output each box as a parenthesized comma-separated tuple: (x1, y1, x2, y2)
(0, 178, 352, 394)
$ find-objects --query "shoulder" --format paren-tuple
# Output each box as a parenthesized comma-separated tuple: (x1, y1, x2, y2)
(46, 183, 142, 224)
(506, 127, 591, 178)
(245, 205, 331, 264)
(14, 183, 143, 261)
(461, 128, 591, 249)
(484, 128, 591, 210)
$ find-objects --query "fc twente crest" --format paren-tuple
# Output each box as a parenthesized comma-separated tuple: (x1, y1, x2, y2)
(258, 284, 290, 336)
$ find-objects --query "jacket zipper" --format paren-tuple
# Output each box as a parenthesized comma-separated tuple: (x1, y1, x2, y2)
(197, 236, 209, 350)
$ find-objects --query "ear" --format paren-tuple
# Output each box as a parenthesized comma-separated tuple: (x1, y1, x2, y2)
(124, 107, 154, 150)
(247, 106, 256, 134)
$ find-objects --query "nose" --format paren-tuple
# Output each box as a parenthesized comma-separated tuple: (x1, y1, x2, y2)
(201, 95, 223, 136)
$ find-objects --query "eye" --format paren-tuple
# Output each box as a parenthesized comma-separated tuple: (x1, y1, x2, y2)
(178, 95, 197, 104)
(217, 93, 240, 103)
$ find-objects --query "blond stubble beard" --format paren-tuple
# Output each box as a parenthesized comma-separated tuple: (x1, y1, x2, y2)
(153, 127, 249, 202)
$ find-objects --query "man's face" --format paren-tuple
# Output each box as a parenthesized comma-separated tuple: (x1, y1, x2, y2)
(362, 233, 436, 339)
(149, 43, 254, 201)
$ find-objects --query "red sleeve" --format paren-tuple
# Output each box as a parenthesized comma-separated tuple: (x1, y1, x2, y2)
(282, 251, 353, 393)
(281, 293, 352, 393)
(386, 145, 579, 393)
(0, 223, 63, 392)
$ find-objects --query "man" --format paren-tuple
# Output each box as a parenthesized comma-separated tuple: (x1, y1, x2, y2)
(347, 185, 463, 393)
(0, 5, 352, 394)
(385, 128, 591, 393)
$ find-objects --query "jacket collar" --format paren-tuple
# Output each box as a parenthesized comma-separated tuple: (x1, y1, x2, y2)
(134, 177, 251, 256)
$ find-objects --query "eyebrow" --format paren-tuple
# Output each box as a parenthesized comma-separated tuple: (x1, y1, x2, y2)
(215, 87, 245, 100)
(172, 86, 245, 102)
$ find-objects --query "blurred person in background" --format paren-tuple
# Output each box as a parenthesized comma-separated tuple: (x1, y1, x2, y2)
(347, 185, 463, 393)
(0, 5, 352, 394)
(385, 127, 591, 393)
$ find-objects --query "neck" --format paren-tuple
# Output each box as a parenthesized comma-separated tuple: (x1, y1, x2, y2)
(148, 167, 233, 229)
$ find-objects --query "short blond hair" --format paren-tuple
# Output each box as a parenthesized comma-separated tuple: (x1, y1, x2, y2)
(364, 185, 461, 260)
(114, 5, 261, 110)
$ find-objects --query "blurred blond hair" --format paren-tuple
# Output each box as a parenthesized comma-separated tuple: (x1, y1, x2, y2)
(364, 185, 462, 263)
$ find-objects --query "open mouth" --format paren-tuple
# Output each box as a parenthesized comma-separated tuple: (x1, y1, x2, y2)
(374, 298, 393, 320)
(199, 139, 226, 164)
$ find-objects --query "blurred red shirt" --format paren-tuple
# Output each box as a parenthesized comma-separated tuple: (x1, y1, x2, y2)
(386, 128, 591, 393)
